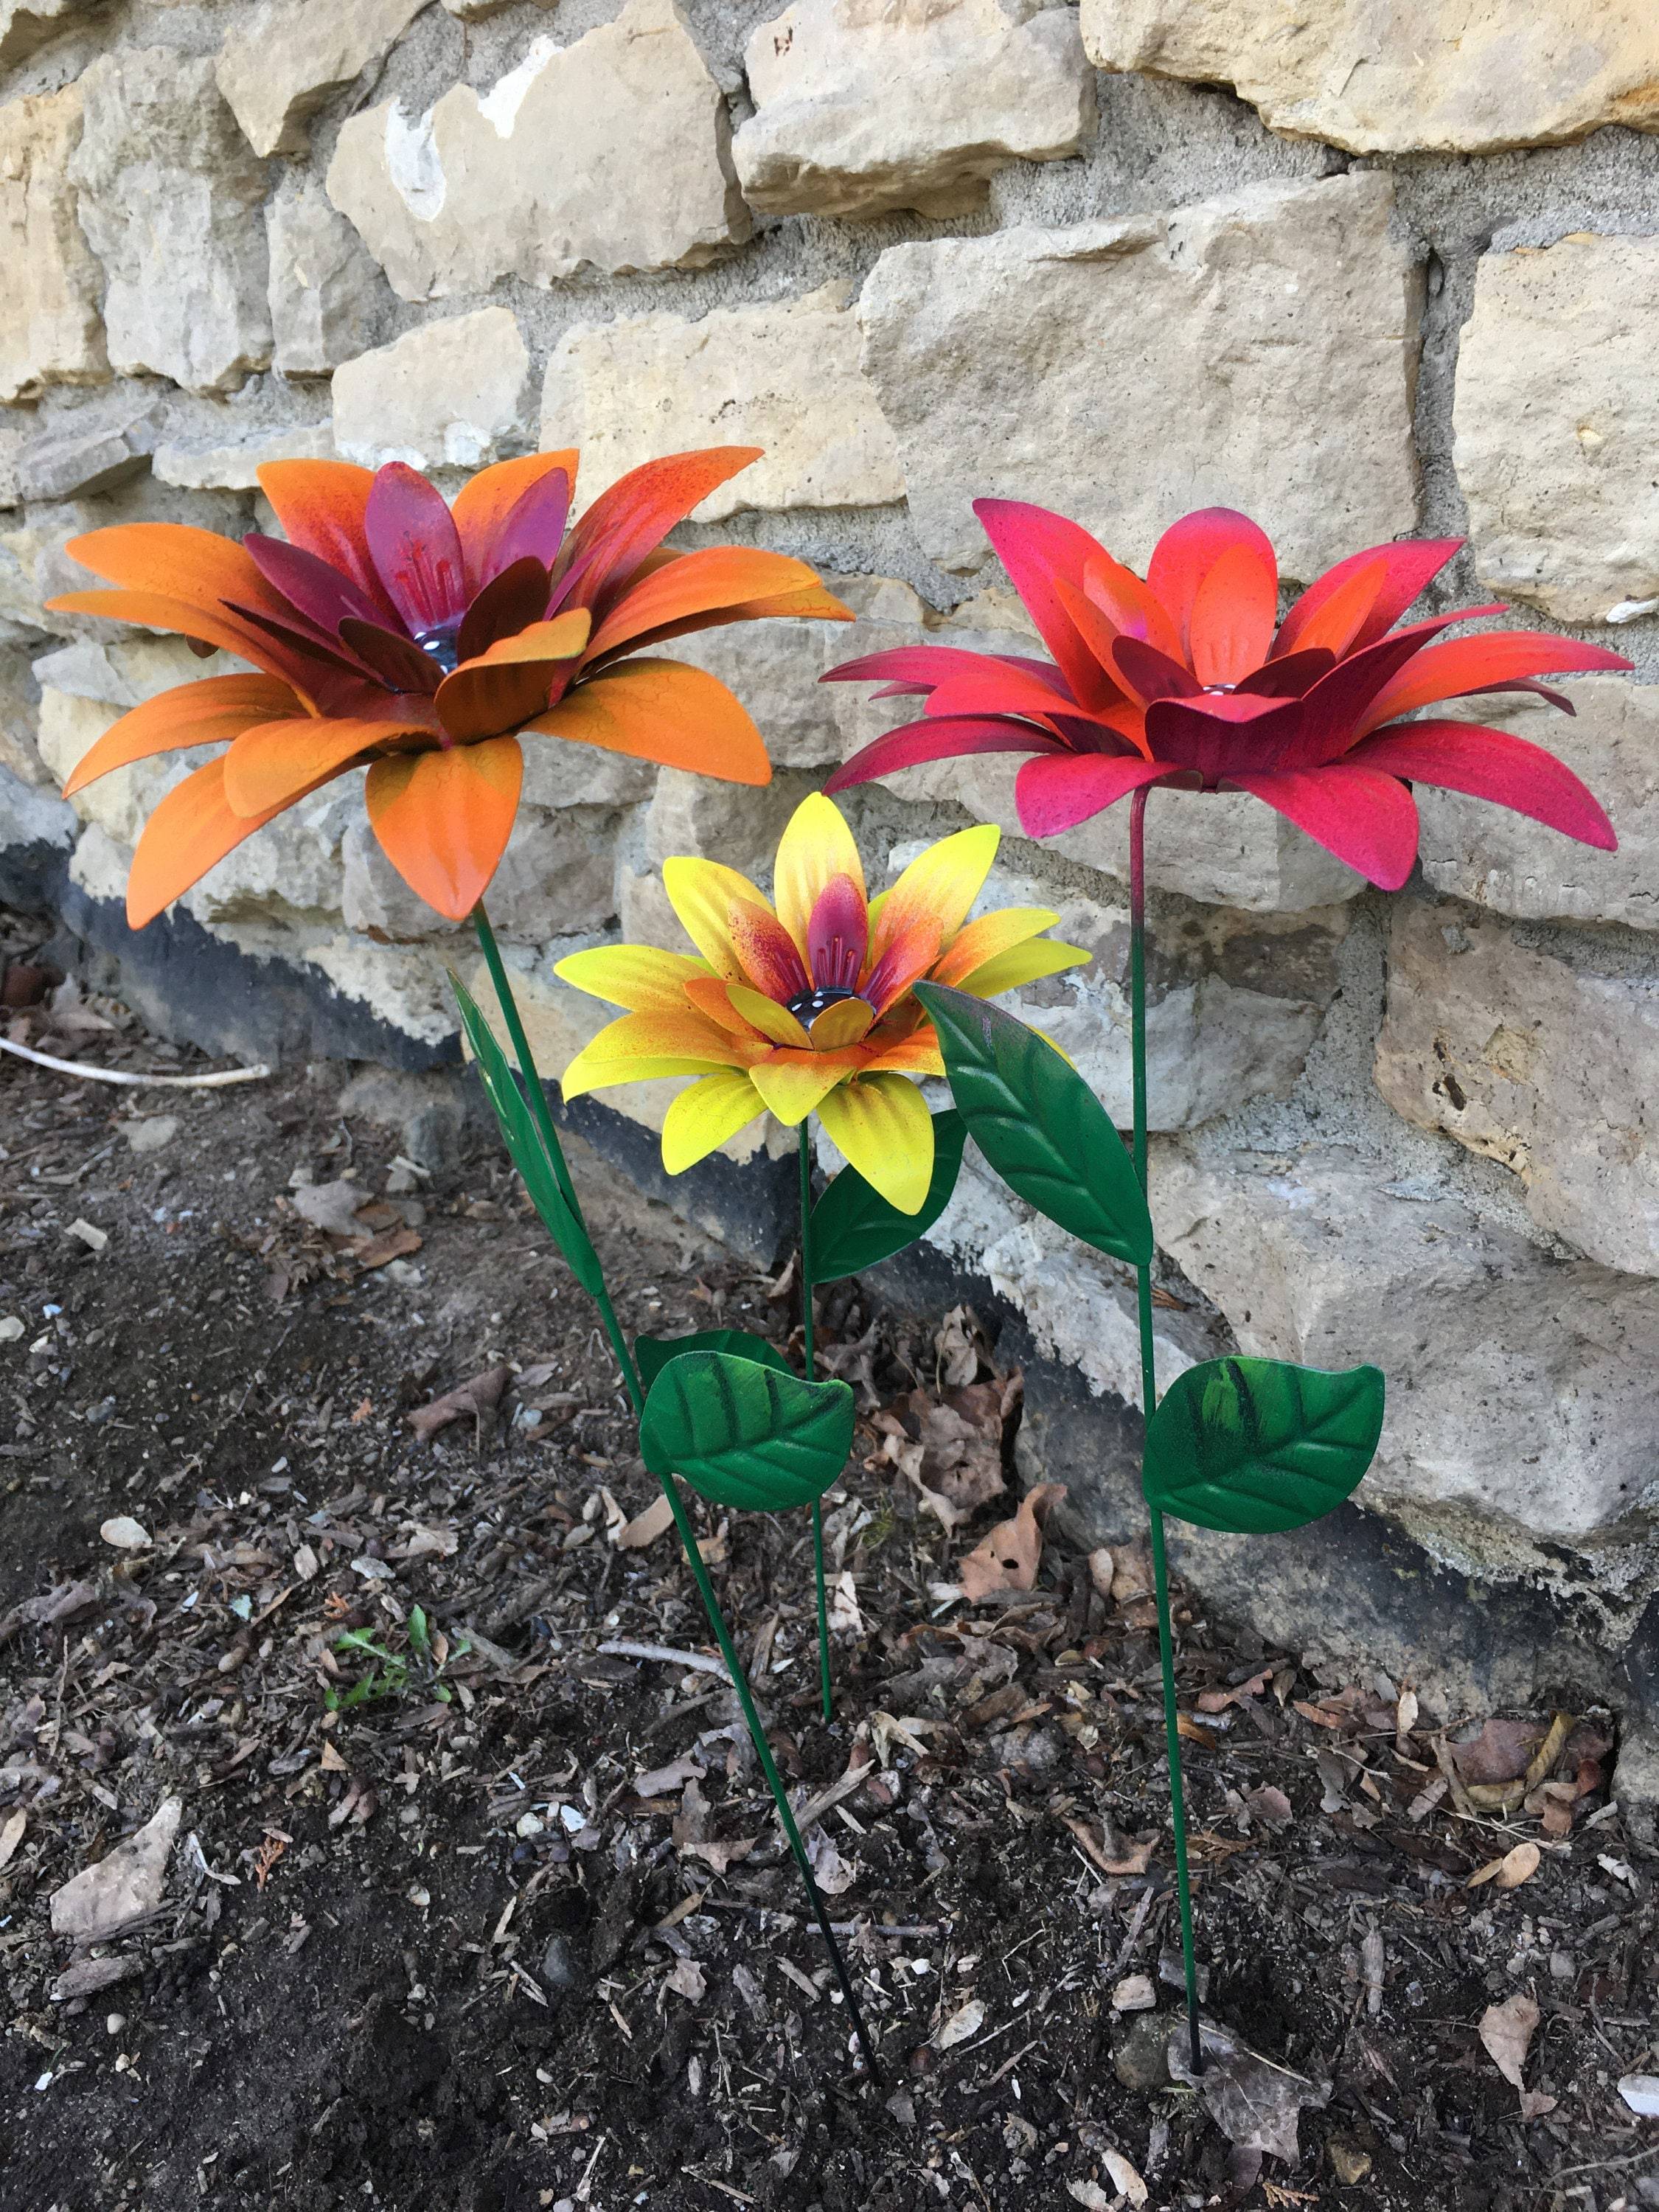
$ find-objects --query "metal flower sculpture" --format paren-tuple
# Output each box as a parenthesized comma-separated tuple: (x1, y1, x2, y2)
(558, 791, 1084, 1720)
(824, 501, 1627, 883)
(51, 445, 848, 925)
(830, 501, 1631, 2072)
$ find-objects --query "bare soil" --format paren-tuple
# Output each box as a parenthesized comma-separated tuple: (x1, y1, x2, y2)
(1, 908, 1656, 2212)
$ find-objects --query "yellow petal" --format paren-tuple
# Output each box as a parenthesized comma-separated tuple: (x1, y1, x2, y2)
(955, 939, 1090, 999)
(554, 944, 711, 1011)
(861, 1031, 946, 1078)
(748, 1048, 866, 1125)
(869, 823, 1000, 968)
(662, 1071, 767, 1174)
(931, 907, 1064, 987)
(727, 981, 810, 1047)
(562, 1048, 737, 1099)
(817, 1074, 935, 1214)
(663, 855, 771, 979)
(773, 792, 865, 956)
(559, 1009, 747, 1099)
(807, 996, 875, 1049)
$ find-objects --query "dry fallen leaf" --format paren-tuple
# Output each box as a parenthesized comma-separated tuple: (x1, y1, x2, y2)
(408, 1364, 512, 1442)
(1242, 1784, 1294, 1831)
(1169, 2023, 1331, 2163)
(665, 1957, 706, 2002)
(1452, 1715, 1545, 1788)
(51, 1797, 183, 1943)
(1468, 1840, 1540, 1891)
(936, 1997, 985, 2049)
(618, 1492, 675, 1550)
(1086, 1547, 1115, 1601)
(1102, 2149, 1148, 2208)
(99, 1515, 150, 1551)
(959, 1482, 1066, 1601)
(827, 1571, 864, 1636)
(291, 1179, 372, 1236)
(0, 1808, 26, 1871)
(1479, 1991, 1541, 2092)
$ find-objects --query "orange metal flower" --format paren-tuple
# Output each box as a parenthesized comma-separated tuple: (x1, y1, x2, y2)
(49, 447, 851, 925)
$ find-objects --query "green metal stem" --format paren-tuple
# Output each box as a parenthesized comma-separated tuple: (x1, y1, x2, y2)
(469, 908, 874, 2076)
(472, 902, 642, 1417)
(800, 1121, 832, 1723)
(657, 1470, 880, 2081)
(1128, 786, 1203, 2078)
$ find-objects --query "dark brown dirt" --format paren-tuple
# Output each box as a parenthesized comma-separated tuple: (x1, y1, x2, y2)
(2, 908, 1658, 2212)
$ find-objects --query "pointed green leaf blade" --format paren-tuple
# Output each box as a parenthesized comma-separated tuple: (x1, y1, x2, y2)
(451, 975, 603, 1297)
(639, 1351, 855, 1512)
(808, 1107, 967, 1284)
(636, 1329, 793, 1396)
(912, 982, 1152, 1267)
(1142, 1356, 1385, 1534)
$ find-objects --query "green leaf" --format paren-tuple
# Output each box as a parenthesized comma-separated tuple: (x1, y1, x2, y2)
(636, 1328, 793, 1396)
(912, 983, 1152, 1267)
(451, 975, 602, 1297)
(639, 1350, 855, 1513)
(808, 1108, 967, 1285)
(1142, 1356, 1385, 1534)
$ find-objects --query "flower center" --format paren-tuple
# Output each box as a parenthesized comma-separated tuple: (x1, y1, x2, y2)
(787, 984, 860, 1023)
(416, 625, 461, 675)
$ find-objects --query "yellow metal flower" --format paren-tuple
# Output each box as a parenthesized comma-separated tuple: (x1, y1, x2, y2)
(557, 793, 1087, 1213)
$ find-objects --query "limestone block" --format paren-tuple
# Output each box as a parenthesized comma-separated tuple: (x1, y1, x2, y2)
(541, 285, 903, 518)
(1418, 683, 1659, 931)
(1453, 234, 1659, 625)
(33, 635, 240, 849)
(331, 308, 530, 472)
(442, 0, 553, 18)
(154, 421, 335, 492)
(326, 0, 748, 303)
(0, 759, 74, 859)
(14, 397, 164, 504)
(267, 181, 391, 378)
(734, 0, 1092, 220)
(0, 83, 106, 404)
(1080, 0, 1659, 157)
(1153, 1142, 1659, 1545)
(858, 171, 1419, 579)
(0, 640, 43, 787)
(1374, 893, 1659, 1278)
(518, 740, 655, 813)
(69, 51, 272, 396)
(0, 0, 101, 69)
(216, 0, 431, 159)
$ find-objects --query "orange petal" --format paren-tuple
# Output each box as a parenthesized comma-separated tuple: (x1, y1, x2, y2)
(44, 589, 310, 684)
(662, 856, 773, 978)
(61, 674, 302, 797)
(223, 716, 428, 819)
(684, 975, 767, 1039)
(452, 450, 578, 590)
(364, 737, 523, 922)
(434, 611, 593, 742)
(523, 659, 771, 784)
(254, 459, 396, 620)
(584, 548, 830, 661)
(727, 897, 810, 1004)
(125, 755, 305, 929)
(60, 524, 293, 628)
(590, 580, 855, 664)
(860, 1029, 947, 1078)
(748, 1048, 868, 1124)
(556, 448, 762, 612)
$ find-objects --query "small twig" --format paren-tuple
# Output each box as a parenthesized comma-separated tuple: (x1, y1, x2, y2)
(0, 1034, 270, 1088)
(597, 1639, 729, 1679)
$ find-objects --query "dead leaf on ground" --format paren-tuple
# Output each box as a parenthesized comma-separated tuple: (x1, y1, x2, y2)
(1169, 2023, 1331, 2165)
(936, 1997, 985, 2049)
(665, 1957, 706, 2002)
(1479, 1991, 1555, 2114)
(291, 1180, 372, 1237)
(408, 1364, 512, 1442)
(1451, 1715, 1545, 1788)
(933, 1304, 990, 1388)
(349, 1225, 422, 1271)
(0, 1808, 25, 1870)
(1468, 1840, 1540, 1891)
(617, 1492, 675, 1550)
(959, 1483, 1066, 1601)
(633, 1753, 703, 1800)
(1242, 1784, 1294, 1831)
(828, 1571, 863, 1636)
(50, 1796, 182, 1943)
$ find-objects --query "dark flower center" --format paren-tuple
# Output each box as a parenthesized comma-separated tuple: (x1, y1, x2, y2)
(787, 984, 860, 1023)
(416, 625, 462, 675)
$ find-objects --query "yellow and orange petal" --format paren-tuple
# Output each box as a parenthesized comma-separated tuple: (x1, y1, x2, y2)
(662, 1070, 768, 1173)
(554, 945, 712, 1012)
(773, 792, 865, 958)
(818, 1073, 935, 1214)
(661, 856, 773, 979)
(866, 822, 999, 971)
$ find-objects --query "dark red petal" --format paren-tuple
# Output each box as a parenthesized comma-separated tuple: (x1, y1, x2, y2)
(1275, 537, 1462, 659)
(1347, 719, 1615, 850)
(1292, 611, 1506, 765)
(1112, 636, 1201, 703)
(1234, 646, 1336, 698)
(824, 715, 1064, 793)
(243, 532, 391, 639)
(807, 873, 869, 995)
(1221, 763, 1421, 888)
(456, 557, 552, 664)
(364, 463, 467, 639)
(1144, 691, 1301, 781)
(822, 643, 1068, 697)
(972, 498, 1119, 713)
(223, 599, 394, 709)
(1015, 754, 1174, 838)
(486, 472, 572, 582)
(337, 619, 443, 695)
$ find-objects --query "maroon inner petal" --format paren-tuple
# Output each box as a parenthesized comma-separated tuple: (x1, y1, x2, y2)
(807, 874, 868, 996)
(338, 618, 443, 696)
(364, 463, 467, 640)
(222, 601, 392, 715)
(487, 473, 572, 582)
(1234, 646, 1336, 699)
(1113, 636, 1202, 703)
(243, 532, 392, 640)
(456, 557, 552, 665)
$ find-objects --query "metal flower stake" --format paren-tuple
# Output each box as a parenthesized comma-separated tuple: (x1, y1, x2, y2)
(831, 498, 1632, 2073)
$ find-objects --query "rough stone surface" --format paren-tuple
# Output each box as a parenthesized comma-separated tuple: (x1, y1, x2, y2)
(1153, 1142, 1659, 1554)
(216, 0, 431, 159)
(858, 171, 1420, 579)
(35, 635, 236, 852)
(1419, 684, 1659, 932)
(266, 181, 390, 378)
(153, 420, 335, 491)
(541, 283, 903, 518)
(69, 50, 272, 394)
(14, 397, 163, 504)
(1374, 892, 1659, 1278)
(331, 307, 530, 471)
(1453, 234, 1659, 625)
(0, 82, 106, 404)
(734, 0, 1092, 219)
(1079, 0, 1659, 156)
(0, 0, 100, 69)
(325, 0, 748, 303)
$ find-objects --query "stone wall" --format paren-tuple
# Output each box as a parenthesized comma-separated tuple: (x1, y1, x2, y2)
(3, 0, 1659, 1754)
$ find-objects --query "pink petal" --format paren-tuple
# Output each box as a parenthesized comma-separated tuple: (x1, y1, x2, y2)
(1112, 636, 1201, 703)
(1144, 691, 1300, 782)
(972, 498, 1119, 713)
(1348, 719, 1615, 850)
(1355, 630, 1634, 737)
(1275, 537, 1462, 658)
(337, 618, 443, 695)
(243, 532, 390, 639)
(1015, 754, 1175, 838)
(1146, 509, 1275, 661)
(726, 897, 809, 1004)
(824, 715, 1062, 793)
(485, 469, 572, 584)
(1221, 763, 1421, 889)
(364, 464, 467, 640)
(807, 873, 869, 994)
